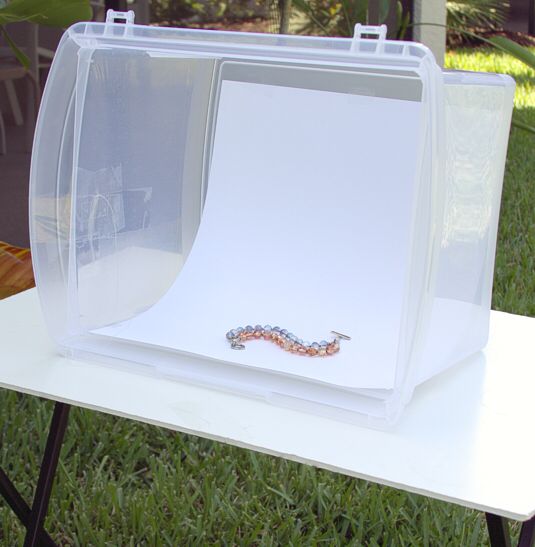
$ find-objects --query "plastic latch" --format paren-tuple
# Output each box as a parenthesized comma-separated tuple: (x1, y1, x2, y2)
(105, 9, 135, 25)
(351, 24, 387, 53)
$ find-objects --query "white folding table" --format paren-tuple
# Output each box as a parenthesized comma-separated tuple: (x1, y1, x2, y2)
(1, 288, 534, 546)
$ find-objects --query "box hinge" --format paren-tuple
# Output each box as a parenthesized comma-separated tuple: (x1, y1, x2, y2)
(105, 9, 135, 25)
(350, 24, 387, 53)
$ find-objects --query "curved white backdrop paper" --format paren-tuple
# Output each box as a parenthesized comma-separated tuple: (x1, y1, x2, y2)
(94, 80, 424, 390)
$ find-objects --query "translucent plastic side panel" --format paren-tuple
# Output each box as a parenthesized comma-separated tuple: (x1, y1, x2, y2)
(387, 56, 445, 418)
(29, 33, 80, 342)
(69, 48, 215, 331)
(417, 73, 515, 383)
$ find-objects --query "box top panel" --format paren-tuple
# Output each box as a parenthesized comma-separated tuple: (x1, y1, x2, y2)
(68, 17, 436, 70)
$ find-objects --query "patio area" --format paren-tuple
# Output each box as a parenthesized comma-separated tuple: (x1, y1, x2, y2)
(0, 124, 30, 247)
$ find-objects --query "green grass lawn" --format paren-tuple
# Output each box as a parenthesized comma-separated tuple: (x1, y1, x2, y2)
(1, 47, 534, 545)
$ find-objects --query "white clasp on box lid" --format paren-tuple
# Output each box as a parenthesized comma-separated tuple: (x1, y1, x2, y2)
(104, 9, 135, 36)
(351, 24, 387, 53)
(105, 9, 135, 25)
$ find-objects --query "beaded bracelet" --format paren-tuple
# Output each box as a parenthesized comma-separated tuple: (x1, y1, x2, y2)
(226, 325, 350, 356)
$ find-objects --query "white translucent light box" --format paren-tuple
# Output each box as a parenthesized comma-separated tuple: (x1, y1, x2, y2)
(29, 14, 515, 427)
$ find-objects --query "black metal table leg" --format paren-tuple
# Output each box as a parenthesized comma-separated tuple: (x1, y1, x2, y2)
(487, 513, 535, 547)
(518, 516, 535, 547)
(0, 468, 56, 546)
(0, 467, 32, 526)
(23, 401, 71, 547)
(487, 513, 512, 547)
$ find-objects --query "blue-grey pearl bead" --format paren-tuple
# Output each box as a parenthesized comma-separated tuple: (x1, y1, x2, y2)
(264, 325, 272, 332)
(245, 325, 254, 333)
(272, 326, 280, 332)
(312, 342, 320, 350)
(281, 329, 288, 336)
(226, 331, 234, 339)
(320, 340, 328, 347)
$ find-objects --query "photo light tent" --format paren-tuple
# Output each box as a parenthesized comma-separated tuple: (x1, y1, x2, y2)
(29, 13, 515, 427)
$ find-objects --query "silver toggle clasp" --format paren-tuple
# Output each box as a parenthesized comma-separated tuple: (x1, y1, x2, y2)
(231, 340, 246, 350)
(331, 331, 352, 341)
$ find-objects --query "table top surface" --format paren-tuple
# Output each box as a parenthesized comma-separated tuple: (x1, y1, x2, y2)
(1, 289, 534, 521)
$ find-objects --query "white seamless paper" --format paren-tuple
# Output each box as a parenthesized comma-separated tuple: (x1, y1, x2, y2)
(94, 80, 424, 390)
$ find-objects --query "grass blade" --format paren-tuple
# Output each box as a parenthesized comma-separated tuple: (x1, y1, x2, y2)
(0, 26, 30, 69)
(486, 36, 535, 71)
(512, 116, 535, 135)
